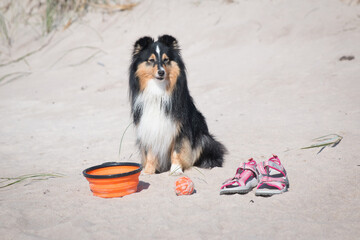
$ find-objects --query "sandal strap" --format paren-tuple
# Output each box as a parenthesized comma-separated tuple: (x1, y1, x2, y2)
(221, 158, 258, 189)
(258, 176, 289, 189)
(238, 158, 258, 178)
(257, 161, 267, 175)
(258, 180, 286, 190)
(221, 179, 242, 189)
(260, 176, 286, 183)
(257, 155, 286, 177)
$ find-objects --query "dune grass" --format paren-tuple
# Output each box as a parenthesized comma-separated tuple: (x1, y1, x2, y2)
(302, 134, 343, 154)
(0, 11, 11, 47)
(118, 122, 133, 158)
(0, 0, 136, 71)
(0, 0, 137, 52)
(50, 45, 106, 68)
(42, 0, 137, 34)
(0, 36, 53, 67)
(0, 72, 31, 85)
(0, 173, 64, 189)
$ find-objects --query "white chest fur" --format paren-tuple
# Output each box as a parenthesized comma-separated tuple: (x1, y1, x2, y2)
(134, 79, 178, 170)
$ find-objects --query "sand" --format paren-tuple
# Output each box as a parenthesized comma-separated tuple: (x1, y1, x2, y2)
(1, 0, 359, 239)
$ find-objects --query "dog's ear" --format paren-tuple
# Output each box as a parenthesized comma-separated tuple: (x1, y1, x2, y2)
(133, 36, 154, 56)
(158, 35, 180, 50)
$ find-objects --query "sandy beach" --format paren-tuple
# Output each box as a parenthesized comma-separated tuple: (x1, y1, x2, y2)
(1, 0, 359, 239)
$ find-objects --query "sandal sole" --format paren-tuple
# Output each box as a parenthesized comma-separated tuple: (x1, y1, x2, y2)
(220, 178, 258, 195)
(255, 186, 288, 196)
(220, 188, 254, 195)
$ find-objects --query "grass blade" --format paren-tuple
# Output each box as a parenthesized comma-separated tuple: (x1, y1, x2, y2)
(301, 134, 343, 151)
(0, 72, 31, 85)
(67, 49, 103, 67)
(0, 12, 11, 47)
(118, 122, 133, 158)
(0, 173, 64, 189)
(0, 35, 53, 67)
(50, 46, 106, 68)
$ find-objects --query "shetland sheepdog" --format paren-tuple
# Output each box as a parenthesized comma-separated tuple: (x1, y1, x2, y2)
(129, 35, 226, 174)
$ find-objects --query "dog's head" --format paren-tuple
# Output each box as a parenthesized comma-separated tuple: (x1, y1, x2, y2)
(130, 35, 184, 92)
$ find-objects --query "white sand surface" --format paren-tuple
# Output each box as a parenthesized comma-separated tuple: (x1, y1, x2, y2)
(1, 0, 359, 239)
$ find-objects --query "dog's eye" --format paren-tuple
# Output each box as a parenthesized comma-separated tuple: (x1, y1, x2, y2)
(163, 58, 169, 63)
(148, 59, 155, 63)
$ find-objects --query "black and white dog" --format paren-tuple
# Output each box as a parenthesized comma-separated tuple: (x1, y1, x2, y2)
(129, 35, 226, 174)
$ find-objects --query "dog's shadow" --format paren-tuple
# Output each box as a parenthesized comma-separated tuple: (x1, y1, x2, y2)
(136, 181, 150, 193)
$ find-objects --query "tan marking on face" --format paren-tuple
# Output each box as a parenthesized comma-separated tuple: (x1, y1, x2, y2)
(162, 53, 169, 61)
(149, 53, 156, 62)
(135, 62, 159, 91)
(165, 61, 180, 93)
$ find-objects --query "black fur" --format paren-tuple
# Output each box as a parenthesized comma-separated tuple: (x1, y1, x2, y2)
(129, 35, 226, 170)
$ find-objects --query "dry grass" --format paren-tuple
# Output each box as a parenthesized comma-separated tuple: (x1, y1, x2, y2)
(0, 173, 64, 188)
(341, 0, 360, 4)
(50, 45, 106, 68)
(0, 0, 137, 50)
(302, 134, 343, 154)
(0, 72, 31, 86)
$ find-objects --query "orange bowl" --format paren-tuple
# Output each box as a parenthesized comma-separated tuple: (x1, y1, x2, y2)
(83, 162, 142, 198)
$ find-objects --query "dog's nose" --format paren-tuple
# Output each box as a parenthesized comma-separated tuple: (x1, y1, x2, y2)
(158, 70, 165, 77)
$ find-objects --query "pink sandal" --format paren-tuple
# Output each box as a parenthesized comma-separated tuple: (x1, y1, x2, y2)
(255, 155, 289, 196)
(220, 158, 259, 195)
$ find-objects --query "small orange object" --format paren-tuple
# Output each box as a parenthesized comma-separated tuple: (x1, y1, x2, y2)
(175, 176, 195, 196)
(83, 162, 142, 198)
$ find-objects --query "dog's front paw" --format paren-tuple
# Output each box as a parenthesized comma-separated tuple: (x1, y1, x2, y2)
(169, 164, 183, 176)
(143, 160, 156, 174)
(142, 167, 156, 175)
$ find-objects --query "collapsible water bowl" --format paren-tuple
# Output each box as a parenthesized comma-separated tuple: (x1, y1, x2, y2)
(83, 162, 142, 198)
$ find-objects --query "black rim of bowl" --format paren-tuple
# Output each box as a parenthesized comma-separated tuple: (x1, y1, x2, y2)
(83, 162, 143, 179)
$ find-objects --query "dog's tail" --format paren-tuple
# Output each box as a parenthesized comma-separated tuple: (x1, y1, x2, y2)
(194, 134, 227, 169)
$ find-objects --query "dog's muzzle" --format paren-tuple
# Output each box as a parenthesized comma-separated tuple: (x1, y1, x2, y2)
(156, 69, 165, 80)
